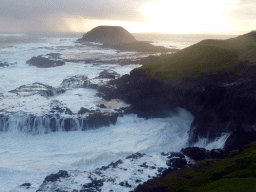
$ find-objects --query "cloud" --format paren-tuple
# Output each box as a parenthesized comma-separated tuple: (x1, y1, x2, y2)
(0, 0, 255, 33)
(0, 0, 153, 22)
(223, 0, 256, 31)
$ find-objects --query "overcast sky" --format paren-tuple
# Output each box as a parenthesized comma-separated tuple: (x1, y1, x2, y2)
(0, 0, 255, 34)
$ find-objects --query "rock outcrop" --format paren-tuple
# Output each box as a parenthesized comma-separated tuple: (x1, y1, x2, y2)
(26, 55, 65, 68)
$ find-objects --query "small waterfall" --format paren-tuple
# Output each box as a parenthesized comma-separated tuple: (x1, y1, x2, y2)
(0, 113, 117, 135)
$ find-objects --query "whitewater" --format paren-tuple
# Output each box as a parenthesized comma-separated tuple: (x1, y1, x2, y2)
(0, 32, 235, 191)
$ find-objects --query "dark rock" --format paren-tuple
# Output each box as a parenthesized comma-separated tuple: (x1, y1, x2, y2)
(126, 152, 145, 159)
(79, 26, 136, 45)
(98, 63, 256, 147)
(0, 61, 17, 67)
(136, 179, 142, 183)
(134, 184, 167, 192)
(99, 159, 123, 171)
(82, 179, 104, 191)
(97, 70, 120, 79)
(224, 127, 256, 152)
(78, 107, 90, 114)
(166, 158, 187, 168)
(119, 181, 132, 188)
(20, 183, 31, 187)
(43, 170, 69, 183)
(139, 162, 149, 168)
(161, 167, 175, 177)
(78, 26, 172, 53)
(181, 147, 210, 161)
(9, 82, 66, 97)
(26, 55, 65, 68)
(51, 107, 73, 115)
(109, 159, 123, 168)
(97, 104, 107, 108)
(210, 148, 225, 159)
(167, 152, 185, 159)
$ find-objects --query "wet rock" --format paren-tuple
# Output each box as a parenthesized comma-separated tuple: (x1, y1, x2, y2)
(26, 55, 65, 68)
(119, 181, 132, 188)
(82, 179, 104, 191)
(97, 70, 120, 79)
(61, 75, 98, 89)
(166, 158, 187, 168)
(19, 183, 31, 189)
(126, 152, 145, 160)
(84, 112, 118, 129)
(78, 107, 91, 114)
(0, 61, 17, 67)
(161, 152, 185, 159)
(97, 104, 107, 108)
(181, 147, 210, 161)
(210, 148, 226, 159)
(51, 106, 73, 115)
(99, 159, 123, 171)
(224, 127, 256, 152)
(43, 170, 69, 183)
(9, 83, 66, 97)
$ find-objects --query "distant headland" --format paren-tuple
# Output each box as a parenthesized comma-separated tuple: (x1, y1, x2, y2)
(77, 25, 179, 53)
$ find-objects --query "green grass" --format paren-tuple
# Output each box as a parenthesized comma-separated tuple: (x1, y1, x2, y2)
(136, 31, 256, 81)
(135, 141, 256, 192)
(196, 178, 256, 192)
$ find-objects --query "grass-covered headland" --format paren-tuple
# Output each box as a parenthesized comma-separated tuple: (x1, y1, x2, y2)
(98, 31, 256, 191)
(137, 31, 256, 80)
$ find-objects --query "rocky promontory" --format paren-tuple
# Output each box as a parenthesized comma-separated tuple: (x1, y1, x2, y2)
(96, 31, 256, 191)
(78, 25, 178, 53)
(99, 31, 256, 146)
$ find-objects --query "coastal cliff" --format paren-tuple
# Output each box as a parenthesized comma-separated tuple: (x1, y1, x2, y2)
(99, 31, 256, 147)
(96, 31, 256, 191)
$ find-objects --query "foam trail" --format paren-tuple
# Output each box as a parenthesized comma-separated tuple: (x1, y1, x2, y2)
(193, 133, 231, 150)
(0, 108, 194, 191)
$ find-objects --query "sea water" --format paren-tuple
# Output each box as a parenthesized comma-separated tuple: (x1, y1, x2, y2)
(0, 32, 236, 191)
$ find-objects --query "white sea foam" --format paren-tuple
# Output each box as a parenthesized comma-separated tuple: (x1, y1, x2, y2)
(193, 133, 231, 150)
(0, 108, 194, 191)
(0, 33, 235, 191)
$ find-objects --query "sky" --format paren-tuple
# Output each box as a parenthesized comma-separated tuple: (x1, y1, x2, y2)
(0, 0, 255, 34)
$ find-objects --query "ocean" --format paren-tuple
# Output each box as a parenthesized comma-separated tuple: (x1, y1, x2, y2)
(0, 32, 235, 191)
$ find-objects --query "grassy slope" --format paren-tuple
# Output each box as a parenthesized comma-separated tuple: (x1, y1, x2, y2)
(136, 32, 256, 81)
(139, 141, 256, 192)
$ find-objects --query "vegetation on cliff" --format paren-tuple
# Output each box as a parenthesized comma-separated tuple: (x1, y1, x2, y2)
(137, 31, 256, 80)
(134, 141, 256, 192)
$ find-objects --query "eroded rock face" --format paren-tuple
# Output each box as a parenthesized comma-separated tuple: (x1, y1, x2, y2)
(98, 64, 256, 147)
(79, 26, 137, 45)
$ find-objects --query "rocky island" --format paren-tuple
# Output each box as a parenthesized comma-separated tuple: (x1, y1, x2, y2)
(77, 25, 178, 53)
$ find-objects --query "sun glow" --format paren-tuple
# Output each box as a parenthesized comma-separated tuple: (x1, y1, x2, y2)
(61, 0, 239, 34)
(139, 0, 237, 33)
